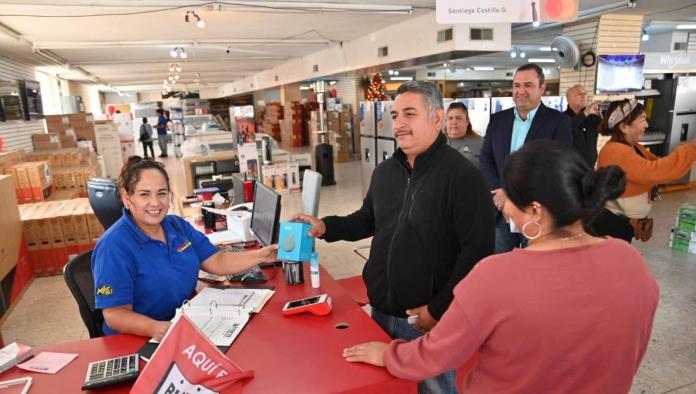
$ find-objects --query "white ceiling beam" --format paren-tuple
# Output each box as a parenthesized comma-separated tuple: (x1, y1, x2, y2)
(70, 56, 288, 66)
(32, 39, 332, 50)
(0, 1, 415, 14)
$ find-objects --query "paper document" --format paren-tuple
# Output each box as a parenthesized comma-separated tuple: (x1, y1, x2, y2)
(190, 286, 275, 313)
(17, 352, 77, 374)
(175, 309, 250, 347)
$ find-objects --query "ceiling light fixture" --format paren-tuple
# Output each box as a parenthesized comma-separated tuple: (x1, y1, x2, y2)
(388, 70, 394, 75)
(539, 46, 552, 51)
(641, 28, 650, 41)
(170, 47, 187, 58)
(185, 11, 205, 29)
(676, 24, 696, 30)
(510, 48, 517, 58)
(390, 76, 413, 81)
(473, 66, 494, 71)
(532, 21, 540, 27)
(528, 58, 556, 63)
(520, 51, 526, 58)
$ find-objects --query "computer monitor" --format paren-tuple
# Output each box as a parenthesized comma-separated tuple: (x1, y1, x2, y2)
(249, 182, 281, 247)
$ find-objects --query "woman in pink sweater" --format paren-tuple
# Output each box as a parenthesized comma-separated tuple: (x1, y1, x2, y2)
(344, 141, 659, 394)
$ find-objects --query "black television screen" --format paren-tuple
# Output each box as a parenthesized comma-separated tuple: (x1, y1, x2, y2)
(596, 54, 645, 94)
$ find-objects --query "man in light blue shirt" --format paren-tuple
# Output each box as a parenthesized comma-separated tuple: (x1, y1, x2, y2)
(480, 64, 572, 253)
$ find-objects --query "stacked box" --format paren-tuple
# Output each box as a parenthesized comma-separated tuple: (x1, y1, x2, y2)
(53, 164, 98, 194)
(259, 103, 283, 141)
(25, 147, 96, 169)
(7, 161, 53, 203)
(31, 133, 61, 151)
(670, 204, 696, 254)
(18, 198, 101, 275)
(0, 150, 24, 174)
(44, 115, 71, 133)
(279, 101, 307, 148)
(71, 113, 97, 151)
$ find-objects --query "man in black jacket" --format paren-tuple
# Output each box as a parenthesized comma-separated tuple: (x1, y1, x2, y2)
(565, 84, 601, 167)
(480, 63, 572, 253)
(293, 81, 495, 394)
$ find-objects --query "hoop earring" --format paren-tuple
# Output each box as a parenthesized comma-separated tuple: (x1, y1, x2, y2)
(521, 220, 543, 240)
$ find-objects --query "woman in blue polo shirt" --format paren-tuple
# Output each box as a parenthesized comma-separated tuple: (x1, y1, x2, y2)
(92, 156, 278, 340)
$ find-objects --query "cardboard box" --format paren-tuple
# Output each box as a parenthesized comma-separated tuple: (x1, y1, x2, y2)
(23, 161, 52, 202)
(59, 134, 77, 148)
(60, 201, 79, 257)
(0, 150, 23, 173)
(0, 176, 22, 280)
(8, 164, 32, 203)
(18, 204, 40, 275)
(31, 133, 61, 151)
(677, 205, 696, 232)
(46, 189, 81, 201)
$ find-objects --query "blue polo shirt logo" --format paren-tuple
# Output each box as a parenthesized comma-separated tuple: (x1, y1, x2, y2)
(177, 241, 192, 252)
(96, 285, 113, 296)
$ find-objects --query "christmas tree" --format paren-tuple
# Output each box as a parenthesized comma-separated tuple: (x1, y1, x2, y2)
(366, 73, 387, 101)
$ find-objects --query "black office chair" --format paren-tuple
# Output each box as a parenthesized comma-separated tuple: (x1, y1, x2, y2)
(63, 250, 104, 338)
(87, 178, 123, 231)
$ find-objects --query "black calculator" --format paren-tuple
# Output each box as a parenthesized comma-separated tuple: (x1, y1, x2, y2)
(81, 354, 139, 390)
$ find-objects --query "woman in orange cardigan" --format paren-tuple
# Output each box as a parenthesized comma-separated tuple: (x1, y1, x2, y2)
(591, 99, 696, 242)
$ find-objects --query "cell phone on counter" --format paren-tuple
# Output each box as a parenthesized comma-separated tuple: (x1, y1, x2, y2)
(281, 294, 333, 316)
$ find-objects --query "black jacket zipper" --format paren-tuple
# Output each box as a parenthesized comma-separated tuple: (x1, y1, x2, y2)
(385, 168, 416, 311)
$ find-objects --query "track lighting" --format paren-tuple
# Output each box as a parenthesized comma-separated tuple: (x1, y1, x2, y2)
(185, 11, 205, 29)
(641, 28, 650, 42)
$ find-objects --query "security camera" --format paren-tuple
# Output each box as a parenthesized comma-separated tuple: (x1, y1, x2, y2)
(226, 48, 230, 54)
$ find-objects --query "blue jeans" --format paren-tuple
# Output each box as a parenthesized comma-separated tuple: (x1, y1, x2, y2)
(372, 309, 457, 394)
(494, 212, 527, 254)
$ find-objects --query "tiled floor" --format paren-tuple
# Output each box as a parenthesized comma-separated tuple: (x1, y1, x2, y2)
(2, 147, 695, 393)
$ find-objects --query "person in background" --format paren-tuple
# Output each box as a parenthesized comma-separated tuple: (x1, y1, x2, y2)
(139, 117, 155, 158)
(344, 141, 659, 394)
(590, 99, 696, 242)
(565, 84, 602, 167)
(155, 108, 168, 158)
(92, 156, 277, 340)
(293, 81, 495, 394)
(445, 102, 483, 168)
(480, 63, 572, 253)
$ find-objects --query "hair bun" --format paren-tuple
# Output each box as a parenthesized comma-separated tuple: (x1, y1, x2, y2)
(582, 166, 626, 213)
(580, 171, 596, 200)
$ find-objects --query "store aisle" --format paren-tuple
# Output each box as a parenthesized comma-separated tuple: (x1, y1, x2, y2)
(1, 156, 695, 394)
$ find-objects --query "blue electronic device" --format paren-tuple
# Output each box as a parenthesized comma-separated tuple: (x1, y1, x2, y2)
(277, 221, 314, 262)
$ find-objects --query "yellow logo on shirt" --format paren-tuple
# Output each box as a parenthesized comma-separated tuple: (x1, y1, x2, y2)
(177, 241, 192, 252)
(96, 285, 113, 296)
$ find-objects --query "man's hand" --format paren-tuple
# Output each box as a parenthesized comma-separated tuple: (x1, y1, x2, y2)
(290, 213, 327, 238)
(492, 188, 507, 211)
(584, 100, 601, 116)
(406, 305, 437, 333)
(343, 342, 388, 367)
(151, 321, 171, 342)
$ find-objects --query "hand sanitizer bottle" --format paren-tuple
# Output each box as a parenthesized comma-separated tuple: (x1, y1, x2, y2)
(310, 252, 320, 288)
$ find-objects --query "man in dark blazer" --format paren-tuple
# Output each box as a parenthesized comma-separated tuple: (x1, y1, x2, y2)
(480, 63, 572, 253)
